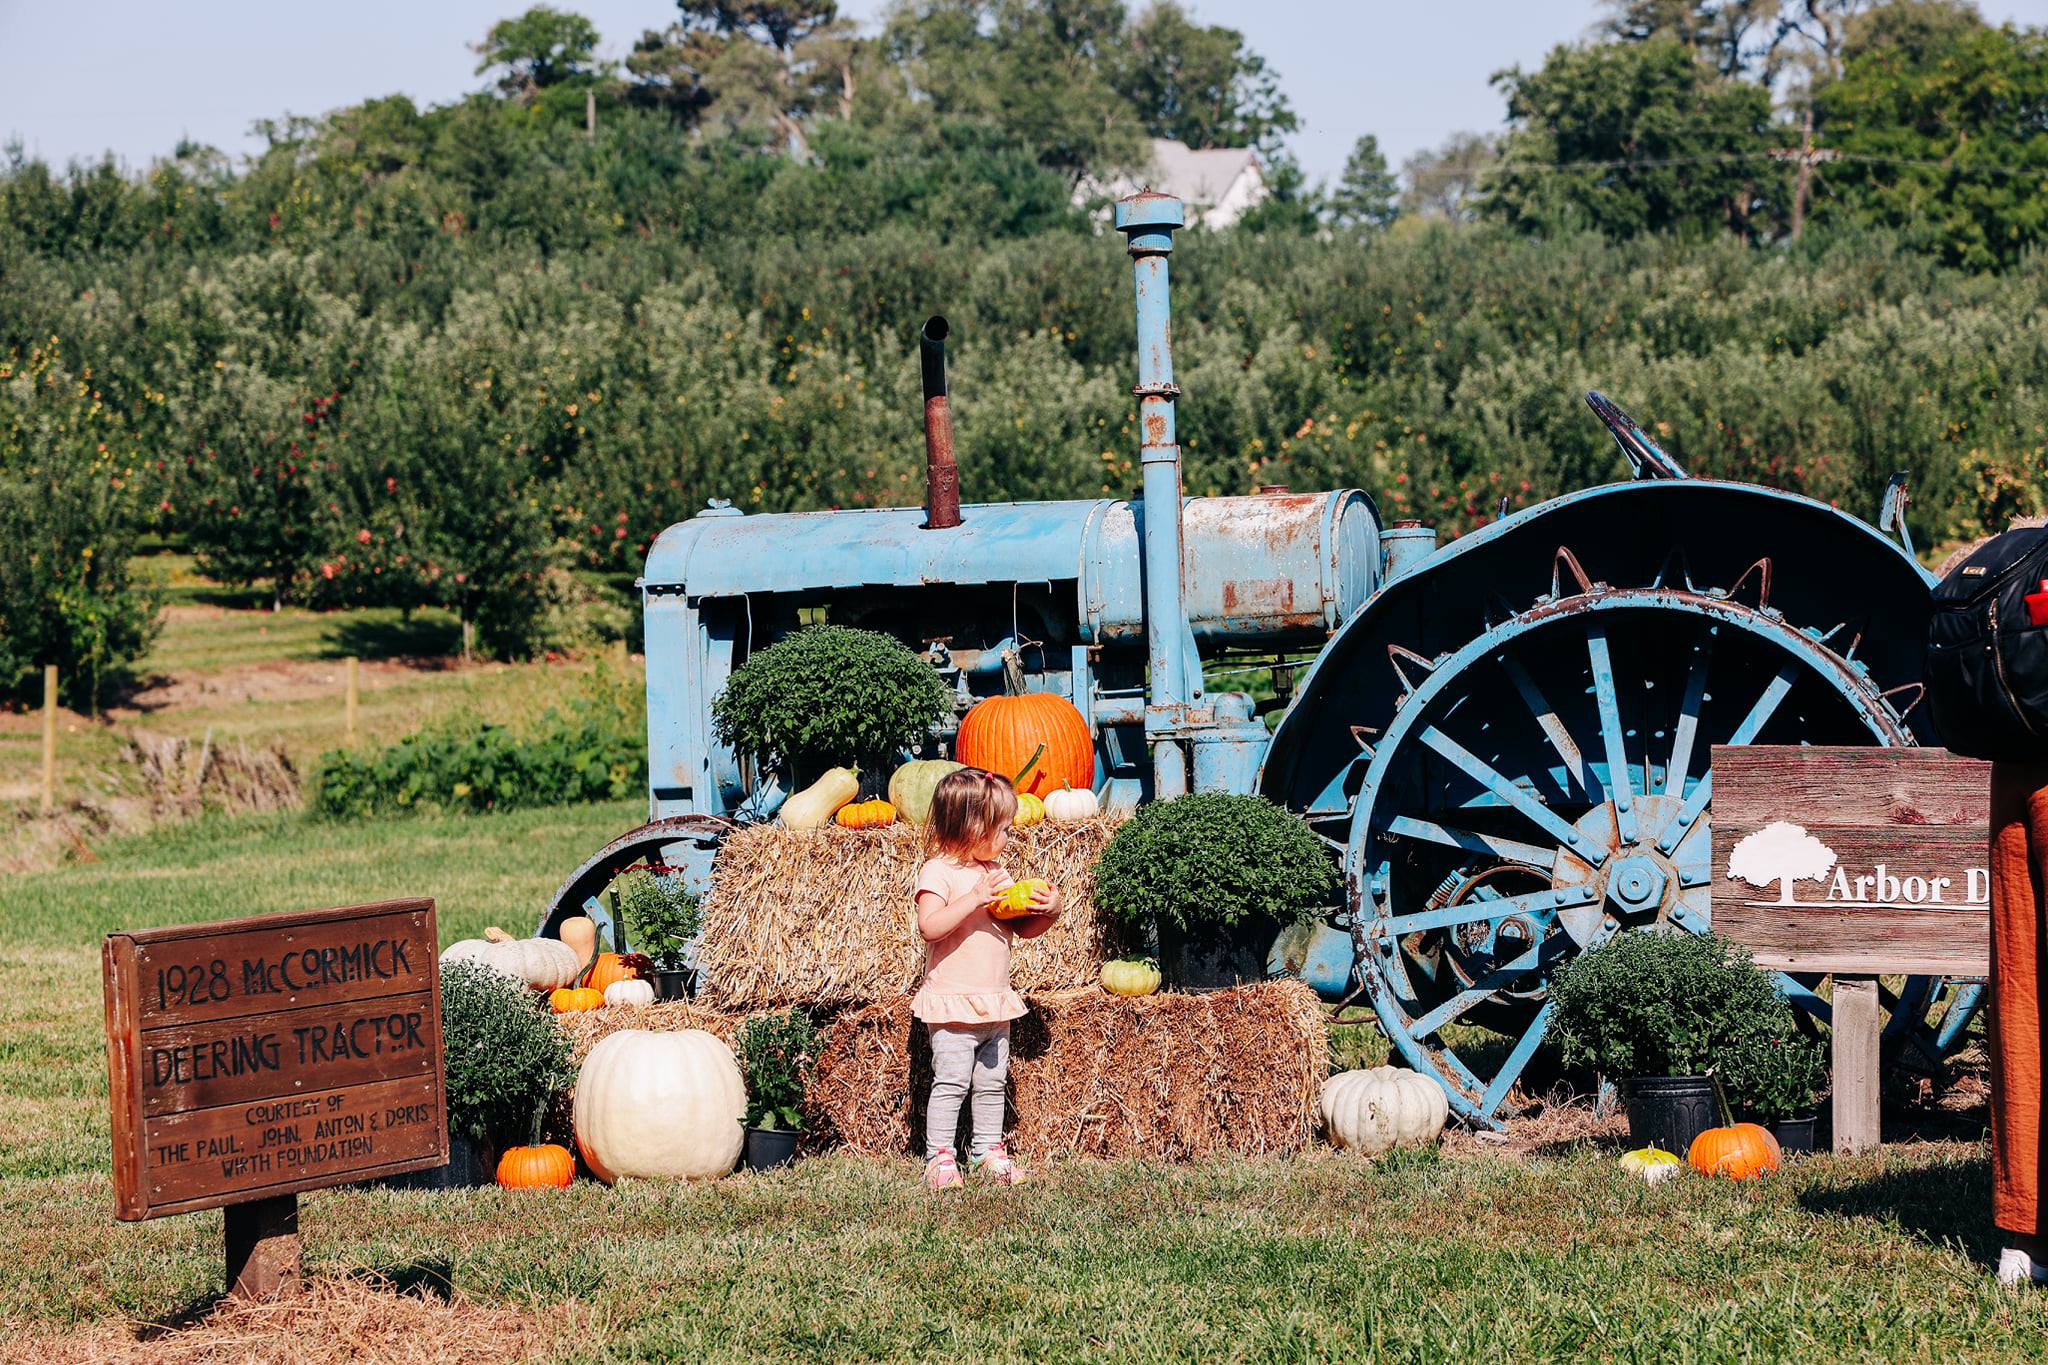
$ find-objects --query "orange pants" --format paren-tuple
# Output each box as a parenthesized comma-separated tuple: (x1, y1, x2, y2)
(1991, 761, 2048, 1237)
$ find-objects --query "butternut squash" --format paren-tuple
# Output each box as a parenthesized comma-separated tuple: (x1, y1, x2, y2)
(780, 767, 860, 830)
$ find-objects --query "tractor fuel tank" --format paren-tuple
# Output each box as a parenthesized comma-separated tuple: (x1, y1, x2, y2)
(640, 487, 1382, 646)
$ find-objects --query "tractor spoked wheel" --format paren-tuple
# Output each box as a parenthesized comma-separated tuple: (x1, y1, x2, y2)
(1341, 550, 1979, 1129)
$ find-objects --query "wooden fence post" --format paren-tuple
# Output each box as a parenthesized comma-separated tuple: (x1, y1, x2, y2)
(345, 656, 359, 746)
(40, 664, 57, 814)
(224, 1194, 301, 1300)
(1831, 974, 1881, 1155)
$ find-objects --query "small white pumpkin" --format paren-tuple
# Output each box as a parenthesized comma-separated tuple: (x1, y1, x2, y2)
(604, 978, 656, 1007)
(1043, 782, 1100, 822)
(440, 930, 581, 991)
(1321, 1065, 1449, 1155)
(573, 1028, 745, 1182)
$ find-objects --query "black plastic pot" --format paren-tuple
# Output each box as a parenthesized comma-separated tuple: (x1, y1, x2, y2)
(744, 1125, 800, 1172)
(374, 1130, 495, 1190)
(649, 967, 693, 1001)
(1624, 1075, 1718, 1155)
(1771, 1113, 1819, 1155)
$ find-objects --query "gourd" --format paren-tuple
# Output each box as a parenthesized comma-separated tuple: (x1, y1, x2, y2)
(1012, 793, 1045, 828)
(1100, 957, 1161, 997)
(574, 1028, 745, 1182)
(550, 986, 604, 1013)
(496, 1143, 575, 1189)
(1321, 1066, 1449, 1155)
(585, 952, 638, 995)
(1686, 1076, 1781, 1181)
(781, 767, 860, 830)
(440, 929, 581, 991)
(1044, 783, 1100, 823)
(834, 798, 897, 830)
(605, 978, 656, 1007)
(955, 682, 1094, 800)
(888, 760, 965, 825)
(1688, 1123, 1781, 1180)
(1619, 1146, 1684, 1185)
(558, 915, 599, 968)
(989, 878, 1050, 920)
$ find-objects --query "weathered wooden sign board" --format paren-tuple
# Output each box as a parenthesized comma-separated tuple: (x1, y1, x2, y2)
(102, 898, 446, 1295)
(1711, 745, 1990, 1155)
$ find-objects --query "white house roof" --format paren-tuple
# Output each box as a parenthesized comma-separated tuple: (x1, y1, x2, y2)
(1079, 139, 1268, 228)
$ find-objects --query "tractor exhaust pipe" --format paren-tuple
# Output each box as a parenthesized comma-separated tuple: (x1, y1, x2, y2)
(920, 316, 960, 530)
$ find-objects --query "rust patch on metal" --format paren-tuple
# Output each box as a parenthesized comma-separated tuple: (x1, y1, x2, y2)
(1221, 579, 1296, 613)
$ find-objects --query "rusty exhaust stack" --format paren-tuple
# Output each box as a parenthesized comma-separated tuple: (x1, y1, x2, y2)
(919, 316, 960, 529)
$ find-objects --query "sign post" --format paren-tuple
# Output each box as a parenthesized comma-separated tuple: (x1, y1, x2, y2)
(1712, 746, 1990, 1155)
(101, 898, 446, 1298)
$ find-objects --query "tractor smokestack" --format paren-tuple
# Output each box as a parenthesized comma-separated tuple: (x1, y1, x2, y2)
(920, 316, 960, 530)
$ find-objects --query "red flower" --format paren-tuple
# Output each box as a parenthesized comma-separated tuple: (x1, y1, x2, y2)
(356, 529, 372, 544)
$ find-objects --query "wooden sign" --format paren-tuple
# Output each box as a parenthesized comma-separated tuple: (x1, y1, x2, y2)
(1711, 745, 1990, 976)
(1711, 745, 1990, 1156)
(103, 898, 446, 1292)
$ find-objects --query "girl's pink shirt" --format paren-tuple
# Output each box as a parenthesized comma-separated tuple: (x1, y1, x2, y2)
(910, 853, 1027, 1024)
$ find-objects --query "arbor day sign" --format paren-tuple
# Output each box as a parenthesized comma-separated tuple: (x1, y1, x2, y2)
(1711, 746, 1989, 976)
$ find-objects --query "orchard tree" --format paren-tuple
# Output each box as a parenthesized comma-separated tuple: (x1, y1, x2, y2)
(1485, 38, 1785, 241)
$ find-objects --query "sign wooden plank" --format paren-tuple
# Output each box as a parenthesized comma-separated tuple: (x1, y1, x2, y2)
(103, 898, 447, 1224)
(1710, 746, 1990, 976)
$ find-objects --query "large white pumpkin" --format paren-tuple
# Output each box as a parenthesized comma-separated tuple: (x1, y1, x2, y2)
(440, 931, 581, 991)
(1321, 1066, 1449, 1155)
(573, 1029, 745, 1182)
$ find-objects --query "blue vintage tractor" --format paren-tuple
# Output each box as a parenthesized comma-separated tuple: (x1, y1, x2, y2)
(542, 191, 1977, 1127)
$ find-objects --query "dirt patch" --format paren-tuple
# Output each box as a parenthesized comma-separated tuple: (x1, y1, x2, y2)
(1445, 1085, 1631, 1162)
(27, 1275, 573, 1365)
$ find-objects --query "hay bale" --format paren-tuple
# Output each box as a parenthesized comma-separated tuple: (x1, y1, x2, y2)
(696, 817, 1122, 1010)
(554, 1000, 758, 1064)
(807, 980, 1327, 1161)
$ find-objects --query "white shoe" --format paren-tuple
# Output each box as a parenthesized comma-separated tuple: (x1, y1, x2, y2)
(1997, 1247, 2048, 1287)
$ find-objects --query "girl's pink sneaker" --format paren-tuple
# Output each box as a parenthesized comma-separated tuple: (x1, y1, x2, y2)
(969, 1142, 1027, 1185)
(923, 1148, 963, 1191)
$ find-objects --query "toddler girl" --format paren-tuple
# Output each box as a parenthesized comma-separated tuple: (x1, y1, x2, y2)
(911, 767, 1062, 1189)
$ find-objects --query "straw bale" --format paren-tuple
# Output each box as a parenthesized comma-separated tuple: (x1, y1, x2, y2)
(696, 816, 1122, 1010)
(806, 979, 1327, 1161)
(554, 1000, 759, 1065)
(32, 1275, 564, 1365)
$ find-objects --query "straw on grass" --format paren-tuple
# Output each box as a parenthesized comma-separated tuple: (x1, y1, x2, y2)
(807, 979, 1327, 1161)
(696, 816, 1122, 1010)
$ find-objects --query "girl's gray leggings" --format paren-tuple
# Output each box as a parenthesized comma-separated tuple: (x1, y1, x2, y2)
(925, 1021, 1010, 1159)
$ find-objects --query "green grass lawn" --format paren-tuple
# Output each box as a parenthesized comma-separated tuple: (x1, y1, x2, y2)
(5, 803, 2047, 1360)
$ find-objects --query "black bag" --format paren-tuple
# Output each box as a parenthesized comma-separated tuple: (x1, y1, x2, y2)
(1925, 526, 2048, 761)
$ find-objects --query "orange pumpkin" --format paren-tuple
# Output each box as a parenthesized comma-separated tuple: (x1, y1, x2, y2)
(496, 1143, 575, 1188)
(1688, 1121, 1781, 1180)
(956, 691, 1093, 799)
(835, 798, 898, 830)
(550, 985, 604, 1013)
(584, 951, 638, 994)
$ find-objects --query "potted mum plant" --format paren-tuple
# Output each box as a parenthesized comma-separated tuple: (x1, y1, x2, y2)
(401, 961, 574, 1188)
(1721, 1024, 1829, 1154)
(1547, 931, 1800, 1155)
(736, 1009, 819, 1171)
(618, 869, 701, 1000)
(1093, 793, 1338, 988)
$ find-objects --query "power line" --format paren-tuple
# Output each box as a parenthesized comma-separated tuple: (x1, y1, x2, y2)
(1491, 150, 2046, 177)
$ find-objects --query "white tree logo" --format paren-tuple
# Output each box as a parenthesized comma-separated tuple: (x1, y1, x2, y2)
(1728, 820, 1839, 905)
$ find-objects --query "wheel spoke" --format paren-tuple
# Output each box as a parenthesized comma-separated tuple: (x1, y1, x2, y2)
(1500, 650, 1600, 802)
(1420, 726, 1605, 865)
(1406, 938, 1549, 1039)
(1586, 623, 1637, 843)
(1664, 631, 1714, 798)
(1480, 999, 1557, 1117)
(1380, 886, 1595, 937)
(1726, 660, 1801, 746)
(1655, 771, 1711, 856)
(1387, 815, 1559, 869)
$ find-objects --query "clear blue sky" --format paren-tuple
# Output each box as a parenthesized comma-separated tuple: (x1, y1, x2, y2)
(1, 1, 2042, 186)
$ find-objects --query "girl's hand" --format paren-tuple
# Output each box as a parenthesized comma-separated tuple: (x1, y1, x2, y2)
(981, 866, 1015, 903)
(1027, 882, 1061, 917)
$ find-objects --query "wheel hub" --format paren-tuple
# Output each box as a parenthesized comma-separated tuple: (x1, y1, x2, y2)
(1549, 794, 1699, 944)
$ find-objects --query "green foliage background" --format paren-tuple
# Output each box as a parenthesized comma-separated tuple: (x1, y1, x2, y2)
(1094, 792, 1337, 936)
(1, 2, 2043, 701)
